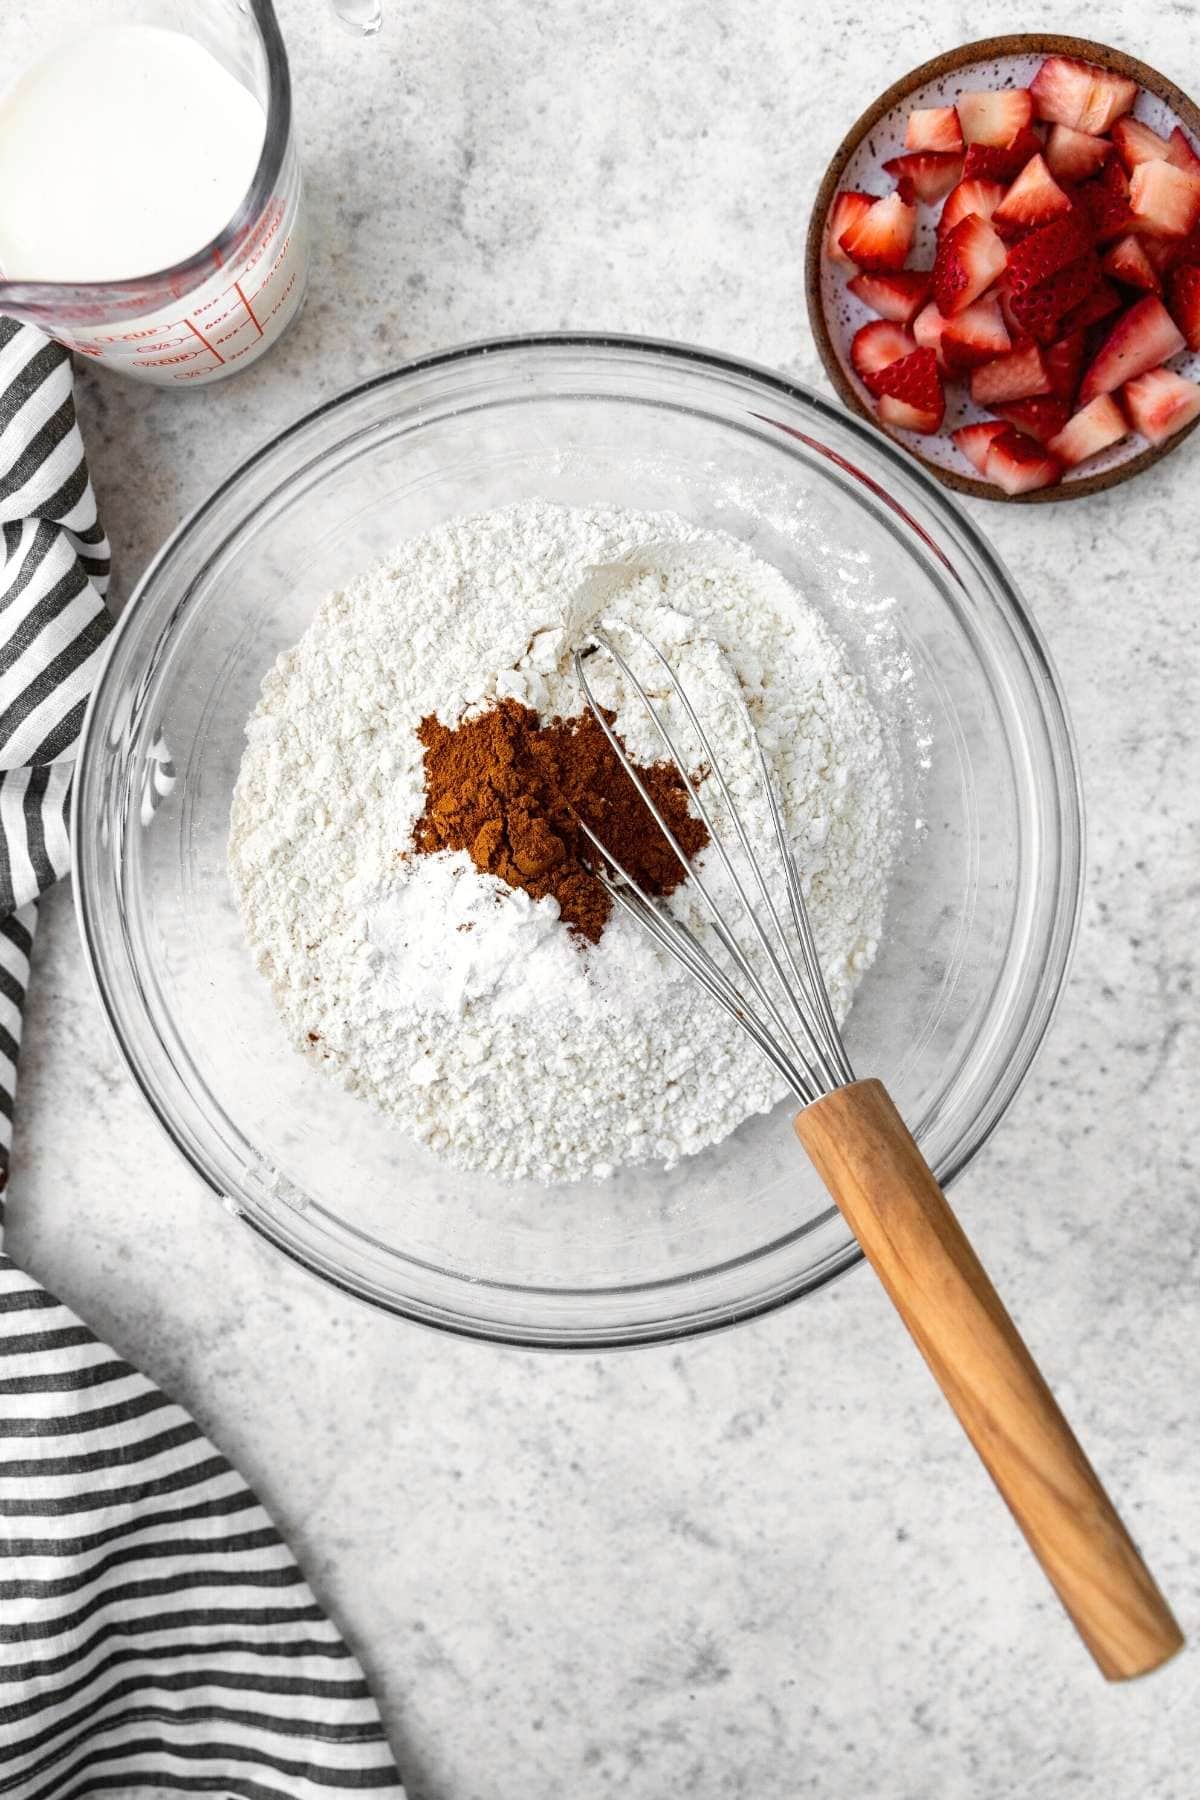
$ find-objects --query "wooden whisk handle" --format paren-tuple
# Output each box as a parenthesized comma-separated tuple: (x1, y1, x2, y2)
(794, 1078, 1183, 1682)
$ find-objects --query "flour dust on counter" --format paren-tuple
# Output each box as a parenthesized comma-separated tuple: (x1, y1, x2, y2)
(229, 501, 901, 1183)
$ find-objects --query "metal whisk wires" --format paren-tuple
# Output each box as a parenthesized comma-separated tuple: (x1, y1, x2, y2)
(572, 625, 854, 1107)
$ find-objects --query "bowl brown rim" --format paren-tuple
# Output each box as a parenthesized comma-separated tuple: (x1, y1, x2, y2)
(804, 33, 1200, 503)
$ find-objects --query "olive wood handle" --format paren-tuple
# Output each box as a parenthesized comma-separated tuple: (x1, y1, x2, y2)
(794, 1077, 1183, 1682)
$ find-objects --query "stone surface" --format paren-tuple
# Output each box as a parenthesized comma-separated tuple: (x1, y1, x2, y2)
(5, 2, 1198, 1796)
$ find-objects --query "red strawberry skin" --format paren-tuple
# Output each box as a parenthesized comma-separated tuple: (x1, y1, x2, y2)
(962, 129, 1042, 185)
(1010, 252, 1101, 342)
(1056, 279, 1123, 336)
(863, 345, 945, 427)
(1168, 264, 1200, 349)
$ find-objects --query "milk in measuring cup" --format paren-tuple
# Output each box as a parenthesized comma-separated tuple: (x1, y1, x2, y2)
(0, 25, 307, 382)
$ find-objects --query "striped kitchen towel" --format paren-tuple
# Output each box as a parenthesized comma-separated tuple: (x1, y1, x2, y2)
(0, 319, 404, 1798)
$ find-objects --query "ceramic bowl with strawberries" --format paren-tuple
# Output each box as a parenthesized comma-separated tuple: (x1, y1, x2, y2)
(807, 36, 1200, 500)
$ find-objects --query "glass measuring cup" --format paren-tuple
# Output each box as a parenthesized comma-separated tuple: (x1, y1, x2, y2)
(0, 0, 308, 385)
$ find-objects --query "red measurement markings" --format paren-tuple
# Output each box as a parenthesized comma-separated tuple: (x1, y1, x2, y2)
(234, 280, 263, 338)
(183, 316, 224, 364)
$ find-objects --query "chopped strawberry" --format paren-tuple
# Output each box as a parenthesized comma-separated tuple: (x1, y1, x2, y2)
(1043, 330, 1088, 401)
(933, 213, 1008, 316)
(1111, 117, 1173, 171)
(882, 151, 964, 204)
(989, 394, 1072, 444)
(1030, 57, 1137, 136)
(984, 426, 1063, 494)
(940, 178, 1006, 235)
(850, 319, 916, 383)
(993, 154, 1073, 234)
(1045, 393, 1130, 465)
(1167, 126, 1200, 176)
(1044, 123, 1112, 183)
(971, 343, 1053, 406)
(1006, 211, 1093, 290)
(870, 348, 946, 434)
(994, 276, 1024, 340)
(962, 129, 1043, 185)
(941, 293, 1012, 368)
(1010, 253, 1101, 342)
(827, 191, 877, 266)
(1102, 234, 1162, 293)
(1122, 365, 1200, 443)
(847, 269, 933, 323)
(1078, 294, 1187, 403)
(906, 105, 965, 154)
(912, 301, 949, 365)
(1056, 278, 1123, 335)
(840, 190, 918, 269)
(957, 88, 1034, 148)
(1128, 160, 1200, 238)
(952, 421, 1008, 473)
(1077, 175, 1133, 242)
(1168, 263, 1200, 349)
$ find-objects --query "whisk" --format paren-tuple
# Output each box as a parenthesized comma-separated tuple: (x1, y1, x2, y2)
(572, 613, 1182, 1684)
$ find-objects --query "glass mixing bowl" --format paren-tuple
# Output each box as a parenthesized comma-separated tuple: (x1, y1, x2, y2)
(74, 335, 1083, 1347)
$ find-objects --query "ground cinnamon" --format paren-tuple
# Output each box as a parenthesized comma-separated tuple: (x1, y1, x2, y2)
(413, 700, 707, 942)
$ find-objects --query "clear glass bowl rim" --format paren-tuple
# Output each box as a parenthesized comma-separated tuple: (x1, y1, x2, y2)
(72, 331, 1086, 1348)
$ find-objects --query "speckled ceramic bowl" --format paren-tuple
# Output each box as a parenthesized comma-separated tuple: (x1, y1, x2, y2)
(806, 35, 1200, 503)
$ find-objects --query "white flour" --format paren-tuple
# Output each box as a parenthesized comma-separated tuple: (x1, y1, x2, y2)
(229, 502, 901, 1183)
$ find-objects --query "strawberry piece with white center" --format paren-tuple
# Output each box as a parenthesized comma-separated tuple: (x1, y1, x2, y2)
(941, 293, 1011, 369)
(989, 395, 1073, 444)
(957, 88, 1034, 147)
(984, 426, 1064, 494)
(1128, 160, 1200, 238)
(869, 347, 946, 434)
(970, 343, 1054, 406)
(850, 319, 916, 383)
(847, 269, 933, 323)
(912, 301, 949, 365)
(1078, 294, 1187, 403)
(933, 212, 1008, 316)
(1030, 56, 1137, 136)
(962, 129, 1043, 185)
(1167, 126, 1200, 176)
(951, 420, 1008, 473)
(882, 151, 964, 204)
(839, 190, 917, 270)
(1111, 117, 1174, 171)
(993, 153, 1073, 234)
(1168, 263, 1200, 349)
(1044, 123, 1112, 183)
(906, 105, 964, 154)
(1103, 234, 1162, 293)
(1122, 365, 1200, 443)
(826, 191, 876, 266)
(940, 178, 1005, 235)
(1045, 393, 1130, 466)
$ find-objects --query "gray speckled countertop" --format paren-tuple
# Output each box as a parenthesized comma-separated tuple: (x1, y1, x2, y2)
(6, 2, 1199, 1796)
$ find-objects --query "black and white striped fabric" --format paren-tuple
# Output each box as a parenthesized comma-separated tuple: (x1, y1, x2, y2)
(0, 320, 403, 1798)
